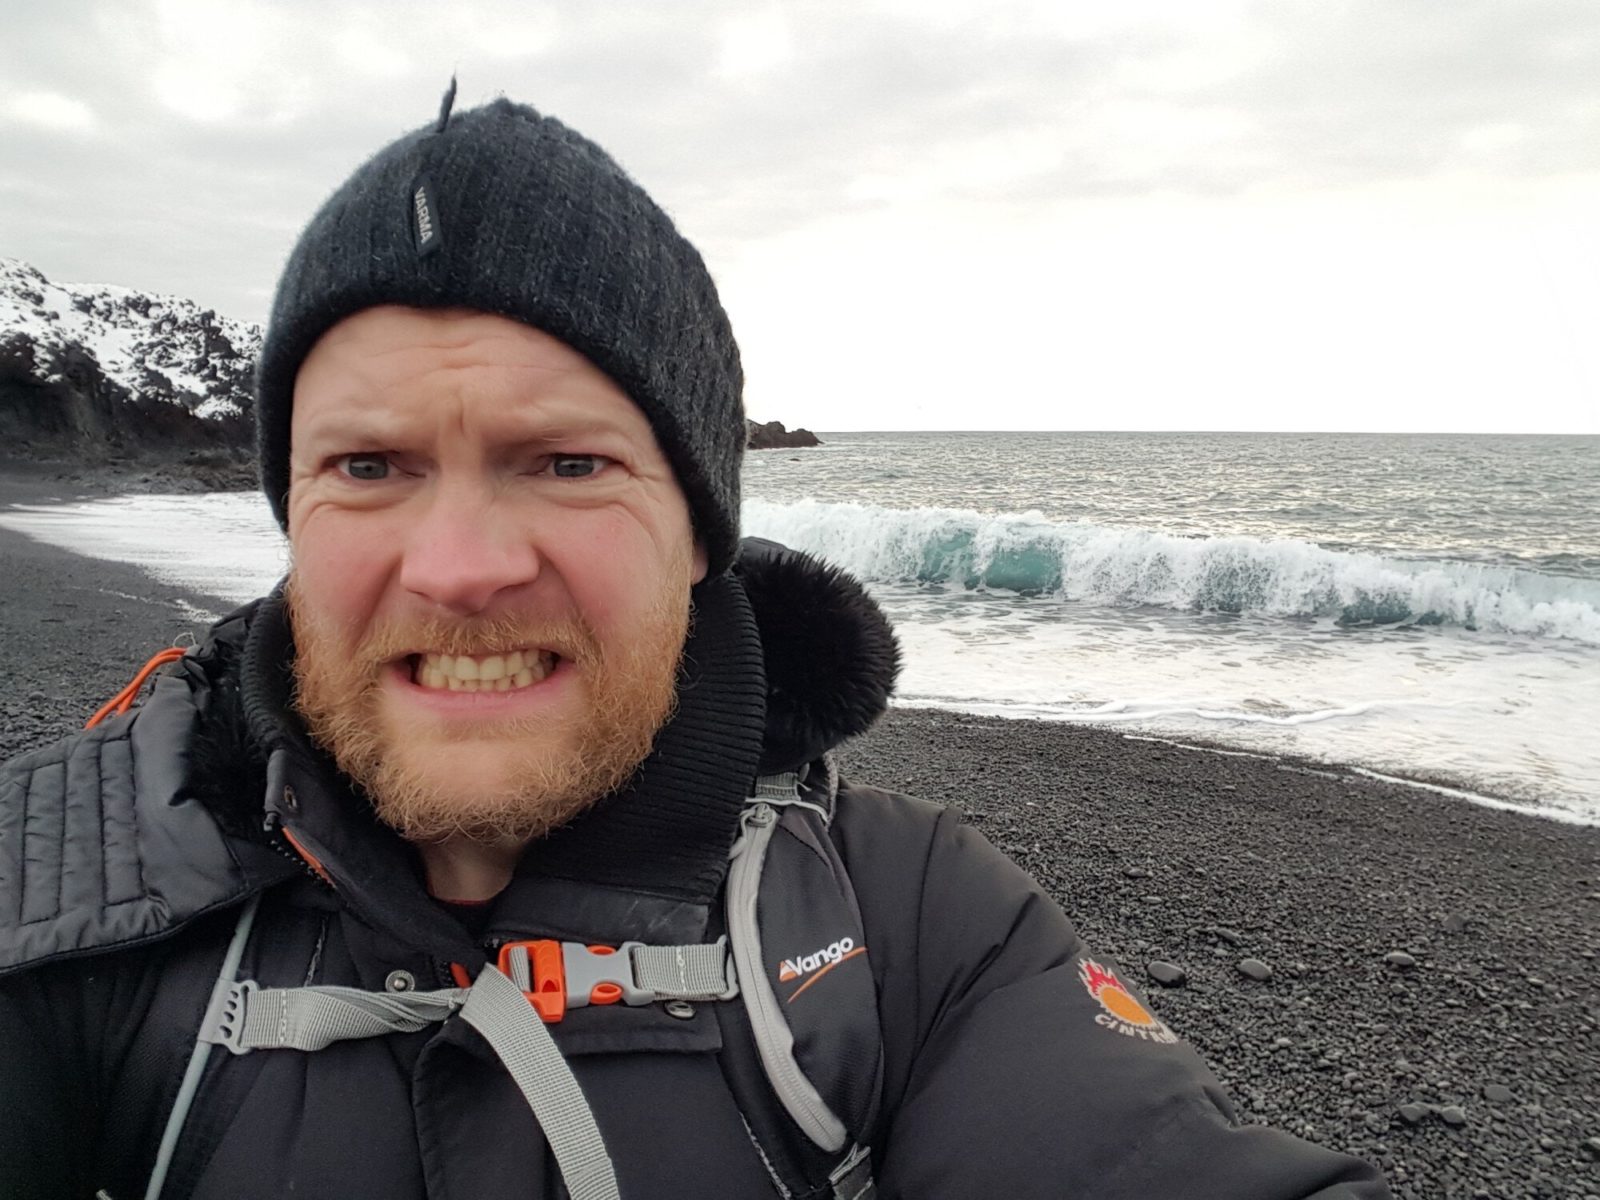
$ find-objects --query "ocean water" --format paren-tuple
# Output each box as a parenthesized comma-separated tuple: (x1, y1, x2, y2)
(3, 431, 1597, 824)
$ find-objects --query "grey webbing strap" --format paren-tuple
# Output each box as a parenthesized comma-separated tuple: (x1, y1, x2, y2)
(202, 939, 736, 1055)
(829, 1144, 877, 1200)
(460, 964, 621, 1200)
(202, 981, 467, 1053)
(504, 942, 535, 989)
(752, 771, 830, 823)
(145, 893, 262, 1200)
(631, 941, 737, 1000)
(199, 966, 619, 1200)
(752, 772, 800, 802)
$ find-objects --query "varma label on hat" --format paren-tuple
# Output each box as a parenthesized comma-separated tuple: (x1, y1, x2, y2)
(410, 174, 444, 257)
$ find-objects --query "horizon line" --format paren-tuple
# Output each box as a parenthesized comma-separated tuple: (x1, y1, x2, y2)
(769, 428, 1600, 438)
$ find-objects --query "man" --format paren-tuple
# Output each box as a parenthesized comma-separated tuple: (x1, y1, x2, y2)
(0, 95, 1390, 1198)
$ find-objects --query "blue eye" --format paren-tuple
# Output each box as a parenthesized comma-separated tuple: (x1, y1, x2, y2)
(342, 453, 391, 480)
(551, 455, 603, 478)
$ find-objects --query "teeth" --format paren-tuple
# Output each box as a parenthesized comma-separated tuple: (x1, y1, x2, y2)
(417, 649, 555, 692)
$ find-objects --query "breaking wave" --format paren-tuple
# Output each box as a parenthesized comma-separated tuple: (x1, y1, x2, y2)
(743, 499, 1600, 645)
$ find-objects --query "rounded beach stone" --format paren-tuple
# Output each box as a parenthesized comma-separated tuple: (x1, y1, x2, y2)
(1483, 1084, 1513, 1104)
(1397, 1103, 1431, 1125)
(1147, 961, 1187, 987)
(1237, 958, 1273, 981)
(1384, 951, 1418, 969)
(1438, 1105, 1468, 1127)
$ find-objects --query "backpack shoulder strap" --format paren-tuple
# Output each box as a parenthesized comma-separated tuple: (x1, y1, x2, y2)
(721, 770, 883, 1198)
(146, 768, 884, 1199)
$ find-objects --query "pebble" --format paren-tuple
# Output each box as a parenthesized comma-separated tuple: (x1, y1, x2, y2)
(1438, 1105, 1468, 1127)
(1147, 961, 1187, 987)
(1122, 866, 1151, 879)
(1237, 958, 1273, 981)
(1397, 1103, 1431, 1125)
(1383, 951, 1417, 969)
(1215, 927, 1245, 945)
(1483, 1084, 1513, 1104)
(1442, 912, 1469, 934)
(1582, 1137, 1600, 1160)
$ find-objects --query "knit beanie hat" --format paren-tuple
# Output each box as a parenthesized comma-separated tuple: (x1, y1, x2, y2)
(256, 89, 746, 574)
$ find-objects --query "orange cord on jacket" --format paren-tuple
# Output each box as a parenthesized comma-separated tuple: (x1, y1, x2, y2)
(84, 647, 190, 729)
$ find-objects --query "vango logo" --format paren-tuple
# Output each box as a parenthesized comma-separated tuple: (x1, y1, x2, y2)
(777, 937, 857, 983)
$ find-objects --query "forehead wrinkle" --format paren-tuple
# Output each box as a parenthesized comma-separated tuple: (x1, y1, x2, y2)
(296, 320, 653, 451)
(303, 381, 643, 454)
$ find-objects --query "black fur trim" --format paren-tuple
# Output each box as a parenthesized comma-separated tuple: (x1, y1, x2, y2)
(185, 604, 271, 842)
(737, 538, 900, 773)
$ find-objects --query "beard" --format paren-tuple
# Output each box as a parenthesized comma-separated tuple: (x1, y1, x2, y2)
(284, 565, 692, 848)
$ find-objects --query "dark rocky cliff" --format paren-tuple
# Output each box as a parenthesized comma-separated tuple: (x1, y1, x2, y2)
(0, 258, 258, 469)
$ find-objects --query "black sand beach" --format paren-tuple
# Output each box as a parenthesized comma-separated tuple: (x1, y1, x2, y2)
(2, 475, 1596, 1199)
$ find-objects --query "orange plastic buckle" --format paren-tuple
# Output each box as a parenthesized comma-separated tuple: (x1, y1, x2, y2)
(498, 939, 567, 1023)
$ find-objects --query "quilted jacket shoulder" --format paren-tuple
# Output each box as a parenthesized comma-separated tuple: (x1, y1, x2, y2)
(0, 657, 293, 979)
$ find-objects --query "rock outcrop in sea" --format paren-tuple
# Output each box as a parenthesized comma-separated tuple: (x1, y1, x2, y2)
(746, 419, 821, 449)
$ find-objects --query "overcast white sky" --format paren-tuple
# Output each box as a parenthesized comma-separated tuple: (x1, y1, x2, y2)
(4, 0, 1598, 433)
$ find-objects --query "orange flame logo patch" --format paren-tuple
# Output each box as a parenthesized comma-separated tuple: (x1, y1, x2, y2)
(1079, 959, 1178, 1044)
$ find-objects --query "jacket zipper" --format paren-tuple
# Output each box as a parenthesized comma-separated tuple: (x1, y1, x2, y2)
(261, 811, 335, 890)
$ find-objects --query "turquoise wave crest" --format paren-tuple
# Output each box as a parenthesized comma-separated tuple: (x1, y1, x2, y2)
(743, 499, 1600, 645)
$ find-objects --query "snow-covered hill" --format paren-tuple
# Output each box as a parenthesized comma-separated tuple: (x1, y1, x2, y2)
(0, 257, 259, 458)
(0, 257, 824, 469)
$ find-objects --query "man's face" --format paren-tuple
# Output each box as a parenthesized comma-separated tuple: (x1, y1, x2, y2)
(285, 306, 708, 848)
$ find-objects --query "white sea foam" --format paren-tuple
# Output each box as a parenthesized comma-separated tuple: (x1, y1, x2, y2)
(3, 489, 1595, 823)
(744, 499, 1600, 645)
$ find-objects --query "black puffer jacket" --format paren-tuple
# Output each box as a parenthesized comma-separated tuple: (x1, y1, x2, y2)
(0, 544, 1389, 1199)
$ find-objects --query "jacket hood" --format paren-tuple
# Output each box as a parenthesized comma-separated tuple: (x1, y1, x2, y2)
(737, 538, 900, 774)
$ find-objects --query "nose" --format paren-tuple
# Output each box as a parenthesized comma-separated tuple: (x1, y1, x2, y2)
(399, 484, 540, 616)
